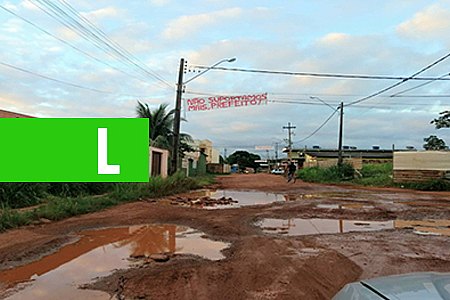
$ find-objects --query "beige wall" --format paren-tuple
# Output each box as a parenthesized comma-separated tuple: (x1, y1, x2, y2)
(304, 155, 363, 170)
(191, 139, 220, 164)
(394, 151, 450, 171)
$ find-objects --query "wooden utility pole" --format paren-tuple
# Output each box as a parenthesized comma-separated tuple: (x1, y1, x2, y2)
(283, 122, 296, 159)
(337, 102, 344, 166)
(170, 58, 185, 174)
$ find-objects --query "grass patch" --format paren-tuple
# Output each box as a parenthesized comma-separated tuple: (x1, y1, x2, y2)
(297, 162, 450, 191)
(297, 163, 354, 183)
(0, 173, 214, 232)
(353, 163, 393, 187)
(0, 205, 33, 231)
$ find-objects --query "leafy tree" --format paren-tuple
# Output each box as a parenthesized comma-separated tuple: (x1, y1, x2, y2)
(423, 135, 448, 150)
(227, 151, 261, 170)
(431, 110, 450, 129)
(136, 101, 193, 155)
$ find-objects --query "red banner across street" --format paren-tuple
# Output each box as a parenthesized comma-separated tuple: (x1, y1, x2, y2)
(186, 93, 268, 112)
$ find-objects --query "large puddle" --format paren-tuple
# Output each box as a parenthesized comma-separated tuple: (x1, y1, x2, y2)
(0, 224, 229, 300)
(170, 189, 286, 209)
(259, 218, 450, 237)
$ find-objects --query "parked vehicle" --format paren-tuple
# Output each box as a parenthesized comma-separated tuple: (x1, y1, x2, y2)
(271, 168, 285, 175)
(333, 272, 450, 300)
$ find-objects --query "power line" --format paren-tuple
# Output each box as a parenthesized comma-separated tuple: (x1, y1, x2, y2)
(293, 109, 339, 144)
(391, 95, 450, 98)
(0, 61, 150, 97)
(190, 65, 450, 81)
(389, 72, 450, 97)
(0, 4, 156, 85)
(28, 0, 173, 90)
(56, 0, 173, 88)
(347, 51, 450, 106)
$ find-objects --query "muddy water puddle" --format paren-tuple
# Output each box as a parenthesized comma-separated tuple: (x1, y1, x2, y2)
(316, 203, 375, 210)
(259, 218, 450, 237)
(170, 189, 286, 209)
(0, 224, 229, 300)
(260, 218, 393, 236)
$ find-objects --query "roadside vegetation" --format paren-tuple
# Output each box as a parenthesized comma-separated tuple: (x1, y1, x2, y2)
(0, 173, 215, 232)
(297, 163, 450, 191)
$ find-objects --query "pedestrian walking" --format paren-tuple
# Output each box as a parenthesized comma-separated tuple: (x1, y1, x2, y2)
(287, 161, 297, 183)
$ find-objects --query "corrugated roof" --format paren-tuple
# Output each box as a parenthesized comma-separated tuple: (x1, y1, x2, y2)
(0, 109, 34, 118)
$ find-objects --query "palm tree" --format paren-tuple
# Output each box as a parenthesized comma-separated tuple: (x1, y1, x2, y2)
(136, 101, 194, 152)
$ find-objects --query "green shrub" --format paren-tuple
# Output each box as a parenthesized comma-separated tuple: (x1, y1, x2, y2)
(0, 205, 32, 231)
(354, 163, 393, 187)
(0, 183, 47, 208)
(47, 183, 115, 197)
(399, 179, 450, 191)
(297, 163, 354, 183)
(0, 173, 215, 232)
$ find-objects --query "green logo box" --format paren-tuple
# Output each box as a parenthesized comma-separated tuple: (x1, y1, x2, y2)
(0, 118, 149, 182)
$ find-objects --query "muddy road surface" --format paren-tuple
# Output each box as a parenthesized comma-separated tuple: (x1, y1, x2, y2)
(0, 174, 449, 299)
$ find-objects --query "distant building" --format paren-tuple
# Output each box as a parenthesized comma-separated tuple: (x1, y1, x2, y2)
(190, 139, 220, 164)
(286, 148, 394, 169)
(150, 147, 169, 178)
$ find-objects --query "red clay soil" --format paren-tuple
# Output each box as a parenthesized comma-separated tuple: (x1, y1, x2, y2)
(0, 173, 449, 300)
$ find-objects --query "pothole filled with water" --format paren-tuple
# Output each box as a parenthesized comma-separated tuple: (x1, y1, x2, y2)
(259, 218, 394, 236)
(0, 224, 229, 300)
(259, 218, 450, 237)
(316, 203, 375, 210)
(168, 189, 285, 209)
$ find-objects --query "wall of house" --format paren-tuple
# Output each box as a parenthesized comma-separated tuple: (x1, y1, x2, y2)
(149, 147, 169, 178)
(393, 151, 450, 183)
(207, 163, 231, 174)
(304, 156, 363, 170)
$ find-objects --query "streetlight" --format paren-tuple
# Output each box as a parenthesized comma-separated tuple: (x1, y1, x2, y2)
(170, 57, 236, 174)
(309, 96, 344, 166)
(183, 57, 236, 85)
(309, 96, 335, 111)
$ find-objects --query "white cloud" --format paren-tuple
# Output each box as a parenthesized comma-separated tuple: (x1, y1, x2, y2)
(20, 0, 39, 11)
(3, 2, 17, 11)
(81, 6, 121, 21)
(397, 4, 450, 40)
(149, 0, 170, 6)
(162, 7, 243, 40)
(318, 32, 350, 45)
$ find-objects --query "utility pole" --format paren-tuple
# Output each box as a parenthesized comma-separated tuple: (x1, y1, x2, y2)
(337, 102, 344, 166)
(283, 122, 296, 159)
(170, 58, 185, 175)
(275, 142, 279, 163)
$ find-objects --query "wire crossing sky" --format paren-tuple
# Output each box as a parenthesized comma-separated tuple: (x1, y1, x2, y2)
(1, 0, 450, 152)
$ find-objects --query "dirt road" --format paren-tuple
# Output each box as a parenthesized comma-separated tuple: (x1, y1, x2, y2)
(0, 174, 449, 299)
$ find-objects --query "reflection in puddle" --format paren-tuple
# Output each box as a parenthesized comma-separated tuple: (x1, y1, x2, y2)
(0, 225, 229, 300)
(260, 218, 450, 237)
(316, 203, 375, 210)
(395, 220, 450, 237)
(206, 190, 285, 208)
(260, 218, 394, 236)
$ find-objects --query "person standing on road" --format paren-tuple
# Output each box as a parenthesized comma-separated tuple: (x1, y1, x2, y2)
(287, 161, 297, 183)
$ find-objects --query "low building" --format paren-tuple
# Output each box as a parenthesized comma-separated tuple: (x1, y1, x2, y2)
(190, 139, 220, 164)
(150, 147, 169, 178)
(393, 151, 450, 183)
(287, 148, 394, 169)
(206, 163, 231, 174)
(182, 151, 207, 177)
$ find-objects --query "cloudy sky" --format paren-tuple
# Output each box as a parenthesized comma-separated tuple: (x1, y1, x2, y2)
(1, 0, 450, 157)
